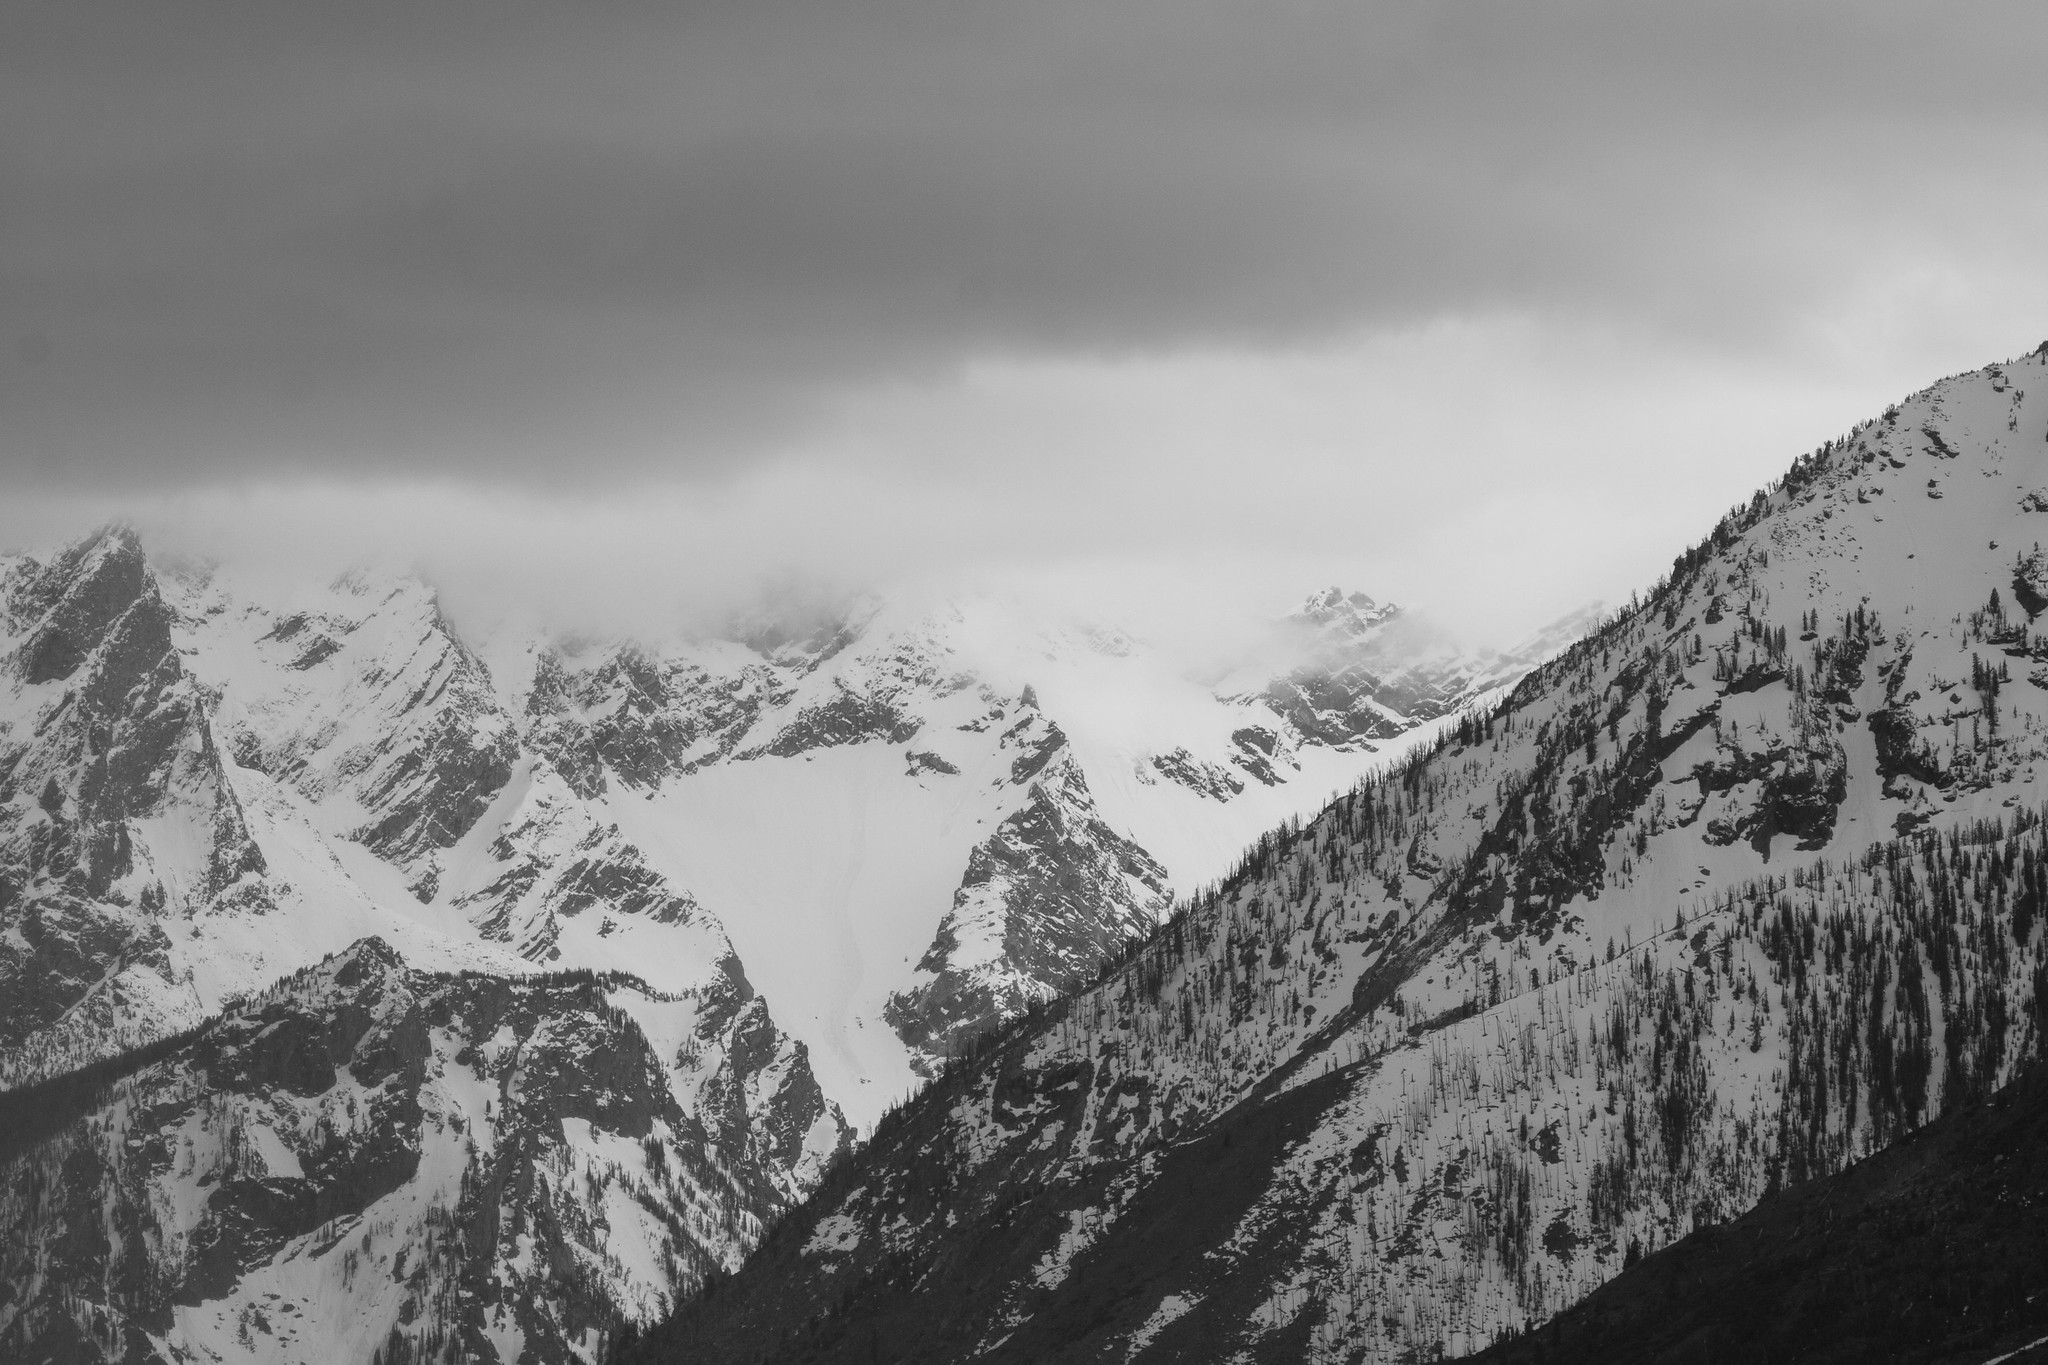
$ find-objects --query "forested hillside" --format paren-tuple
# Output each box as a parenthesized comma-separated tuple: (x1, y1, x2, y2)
(1465, 1063, 2048, 1365)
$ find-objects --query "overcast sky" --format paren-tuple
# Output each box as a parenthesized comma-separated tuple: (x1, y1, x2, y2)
(3, 0, 2045, 644)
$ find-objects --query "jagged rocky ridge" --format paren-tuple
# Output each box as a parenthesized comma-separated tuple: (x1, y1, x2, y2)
(1, 519, 1559, 1105)
(0, 529, 270, 1075)
(0, 938, 839, 1364)
(623, 345, 2048, 1364)
(883, 734, 1171, 1067)
(1251, 588, 1600, 753)
(0, 532, 852, 1363)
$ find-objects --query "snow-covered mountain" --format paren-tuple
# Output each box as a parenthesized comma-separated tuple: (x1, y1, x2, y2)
(621, 345, 2048, 1365)
(0, 522, 1574, 1362)
(502, 585, 1595, 1093)
(1, 548, 1566, 1114)
(1232, 587, 1602, 752)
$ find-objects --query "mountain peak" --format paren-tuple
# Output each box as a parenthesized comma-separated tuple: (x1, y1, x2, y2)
(1292, 585, 1401, 636)
(76, 520, 145, 560)
(324, 933, 405, 976)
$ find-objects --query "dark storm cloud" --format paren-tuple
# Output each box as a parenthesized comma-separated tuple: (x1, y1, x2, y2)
(2, 0, 2043, 486)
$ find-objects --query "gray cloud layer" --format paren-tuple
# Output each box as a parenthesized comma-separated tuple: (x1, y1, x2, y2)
(5, 0, 2043, 487)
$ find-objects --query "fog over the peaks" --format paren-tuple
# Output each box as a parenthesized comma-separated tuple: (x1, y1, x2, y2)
(2, 0, 2045, 650)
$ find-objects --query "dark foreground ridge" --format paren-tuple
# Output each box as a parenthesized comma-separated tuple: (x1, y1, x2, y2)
(619, 1058, 1360, 1365)
(1466, 1064, 2048, 1365)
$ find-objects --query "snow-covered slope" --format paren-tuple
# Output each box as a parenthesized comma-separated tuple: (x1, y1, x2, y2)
(621, 344, 2048, 1365)
(508, 588, 1583, 1093)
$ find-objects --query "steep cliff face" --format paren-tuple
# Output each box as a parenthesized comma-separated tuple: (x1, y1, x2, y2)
(177, 565, 521, 905)
(0, 527, 265, 1080)
(624, 346, 2048, 1365)
(885, 729, 1171, 1075)
(0, 939, 843, 1365)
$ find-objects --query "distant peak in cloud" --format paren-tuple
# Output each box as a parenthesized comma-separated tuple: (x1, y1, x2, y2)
(1293, 586, 1400, 631)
